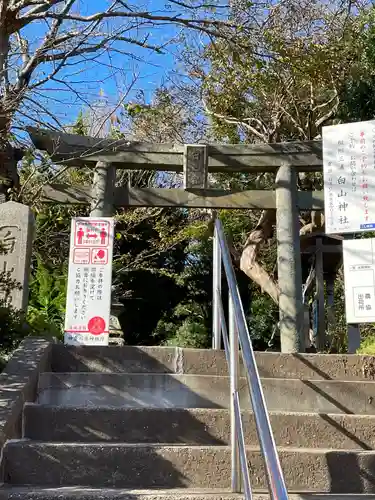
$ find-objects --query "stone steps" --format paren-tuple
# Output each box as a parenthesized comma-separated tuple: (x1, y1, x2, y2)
(0, 488, 375, 500)
(50, 345, 375, 380)
(23, 404, 375, 449)
(36, 372, 375, 414)
(4, 344, 375, 496)
(4, 441, 375, 493)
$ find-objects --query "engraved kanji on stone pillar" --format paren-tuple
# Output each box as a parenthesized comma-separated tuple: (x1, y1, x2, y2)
(0, 202, 34, 311)
(183, 144, 208, 189)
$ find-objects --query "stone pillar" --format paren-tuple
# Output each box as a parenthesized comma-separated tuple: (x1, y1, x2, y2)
(90, 161, 120, 342)
(109, 302, 124, 346)
(0, 202, 34, 311)
(276, 163, 304, 353)
(90, 161, 116, 217)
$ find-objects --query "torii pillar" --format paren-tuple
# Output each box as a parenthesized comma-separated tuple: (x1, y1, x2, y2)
(276, 162, 304, 353)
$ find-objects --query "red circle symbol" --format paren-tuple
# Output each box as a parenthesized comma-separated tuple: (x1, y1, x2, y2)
(97, 249, 105, 259)
(87, 316, 106, 335)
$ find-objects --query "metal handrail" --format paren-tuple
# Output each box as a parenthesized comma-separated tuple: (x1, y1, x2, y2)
(212, 218, 289, 500)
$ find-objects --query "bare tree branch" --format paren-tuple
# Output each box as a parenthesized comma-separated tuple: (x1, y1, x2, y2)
(203, 99, 268, 141)
(168, 0, 227, 9)
(25, 9, 233, 27)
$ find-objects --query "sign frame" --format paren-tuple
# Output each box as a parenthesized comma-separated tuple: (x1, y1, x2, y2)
(343, 237, 375, 324)
(64, 217, 114, 346)
(323, 119, 375, 235)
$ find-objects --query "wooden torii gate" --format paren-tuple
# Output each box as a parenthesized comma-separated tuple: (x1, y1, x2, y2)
(28, 127, 341, 353)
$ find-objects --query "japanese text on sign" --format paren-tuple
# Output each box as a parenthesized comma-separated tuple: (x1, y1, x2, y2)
(343, 238, 375, 323)
(323, 120, 375, 234)
(64, 217, 114, 346)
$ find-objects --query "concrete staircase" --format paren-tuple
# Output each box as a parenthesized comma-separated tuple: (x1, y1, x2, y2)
(2, 345, 375, 499)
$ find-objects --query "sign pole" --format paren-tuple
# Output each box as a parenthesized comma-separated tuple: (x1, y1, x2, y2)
(315, 237, 325, 350)
(347, 324, 360, 353)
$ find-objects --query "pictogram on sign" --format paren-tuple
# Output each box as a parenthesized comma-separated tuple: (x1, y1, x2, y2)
(75, 220, 110, 247)
(73, 248, 90, 264)
(91, 248, 108, 265)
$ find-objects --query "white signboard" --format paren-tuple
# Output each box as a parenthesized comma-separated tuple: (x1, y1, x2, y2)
(343, 238, 375, 323)
(64, 217, 114, 345)
(323, 120, 375, 234)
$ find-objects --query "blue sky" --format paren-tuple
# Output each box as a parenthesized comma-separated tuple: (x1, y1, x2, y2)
(18, 0, 199, 131)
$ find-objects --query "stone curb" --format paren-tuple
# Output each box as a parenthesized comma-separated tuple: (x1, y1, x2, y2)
(0, 338, 53, 479)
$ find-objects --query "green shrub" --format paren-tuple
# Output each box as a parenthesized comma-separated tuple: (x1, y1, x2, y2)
(164, 320, 210, 348)
(27, 258, 67, 340)
(358, 333, 375, 355)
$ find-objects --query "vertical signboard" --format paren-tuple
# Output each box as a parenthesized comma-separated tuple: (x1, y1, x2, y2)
(323, 119, 375, 234)
(343, 238, 375, 323)
(64, 217, 114, 346)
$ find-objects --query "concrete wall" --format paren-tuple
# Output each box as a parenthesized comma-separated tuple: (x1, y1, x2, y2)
(0, 338, 53, 449)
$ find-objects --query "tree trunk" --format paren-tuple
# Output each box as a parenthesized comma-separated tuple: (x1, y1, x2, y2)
(239, 203, 328, 306)
(0, 23, 20, 203)
(0, 118, 20, 203)
(240, 209, 280, 305)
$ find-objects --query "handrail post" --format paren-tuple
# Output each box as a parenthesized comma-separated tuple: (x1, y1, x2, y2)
(215, 218, 289, 500)
(233, 392, 252, 499)
(213, 223, 222, 350)
(229, 291, 241, 492)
